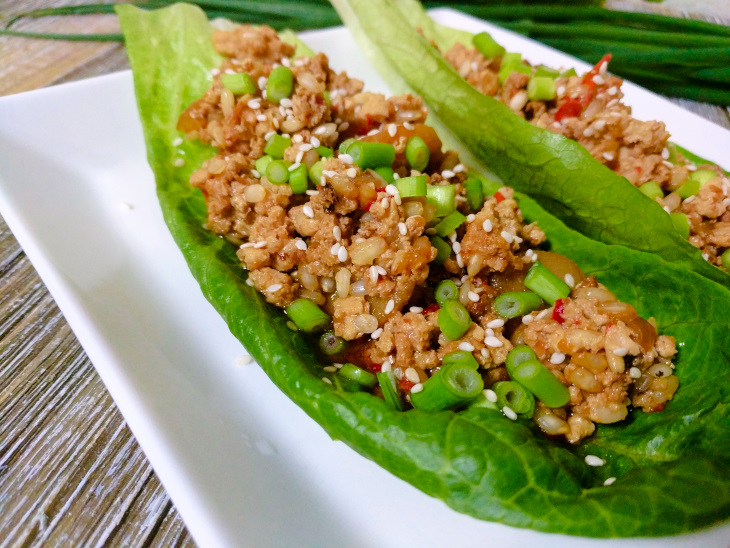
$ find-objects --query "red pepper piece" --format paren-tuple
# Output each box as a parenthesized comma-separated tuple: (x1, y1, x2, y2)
(582, 54, 612, 86)
(398, 377, 416, 392)
(422, 304, 440, 315)
(369, 363, 382, 373)
(554, 98, 583, 122)
(552, 298, 566, 324)
(494, 191, 505, 203)
(375, 186, 386, 192)
(364, 199, 376, 211)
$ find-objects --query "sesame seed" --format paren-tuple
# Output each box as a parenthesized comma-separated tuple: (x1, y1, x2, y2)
(536, 309, 550, 320)
(403, 122, 414, 130)
(210, 68, 220, 76)
(604, 477, 616, 486)
(385, 184, 399, 196)
(371, 327, 383, 340)
(303, 205, 314, 218)
(452, 241, 461, 253)
(398, 222, 407, 236)
(295, 239, 307, 251)
(686, 164, 697, 172)
(381, 198, 389, 208)
(367, 129, 379, 136)
(330, 242, 341, 256)
(339, 153, 353, 164)
(337, 246, 348, 262)
(564, 273, 575, 288)
(629, 367, 642, 379)
(322, 377, 332, 385)
(287, 321, 298, 331)
(486, 319, 505, 329)
(392, 173, 400, 180)
(313, 125, 327, 135)
(453, 164, 466, 173)
(501, 230, 514, 244)
(385, 299, 395, 314)
(289, 162, 301, 172)
(481, 348, 488, 358)
(381, 361, 392, 372)
(264, 131, 276, 141)
(405, 367, 420, 383)
(323, 365, 337, 373)
(305, 189, 319, 196)
(556, 85, 566, 97)
(333, 226, 342, 240)
(466, 214, 476, 223)
(236, 354, 253, 366)
(346, 167, 357, 178)
(482, 219, 493, 232)
(369, 266, 378, 283)
(458, 342, 475, 352)
(550, 352, 566, 365)
(246, 278, 255, 286)
(662, 160, 674, 169)
(456, 253, 464, 268)
(606, 98, 619, 108)
(602, 151, 615, 161)
(376, 266, 387, 276)
(522, 314, 534, 325)
(468, 291, 480, 303)
(613, 347, 628, 357)
(502, 406, 517, 420)
(310, 137, 320, 148)
(172, 137, 183, 147)
(410, 383, 424, 394)
(484, 389, 498, 403)
(410, 306, 423, 313)
(267, 283, 282, 293)
(441, 169, 455, 179)
(280, 97, 293, 108)
(388, 123, 397, 137)
(585, 455, 606, 467)
(449, 232, 458, 243)
(485, 336, 503, 348)
(338, 122, 350, 132)
(253, 241, 267, 249)
(247, 99, 261, 109)
(593, 75, 604, 85)
(173, 158, 185, 167)
(661, 147, 670, 160)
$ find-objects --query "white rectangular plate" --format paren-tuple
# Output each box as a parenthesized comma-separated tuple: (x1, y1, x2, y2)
(0, 9, 728, 548)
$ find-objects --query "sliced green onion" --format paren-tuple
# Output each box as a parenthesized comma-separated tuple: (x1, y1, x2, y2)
(676, 178, 700, 199)
(434, 210, 467, 238)
(339, 138, 356, 155)
(410, 361, 484, 411)
(499, 60, 531, 84)
(493, 291, 543, 319)
(492, 381, 535, 419)
(331, 375, 362, 392)
(430, 236, 452, 265)
(377, 370, 405, 411)
(505, 345, 537, 377)
(527, 76, 557, 101)
(395, 175, 427, 197)
(669, 211, 690, 238)
(435, 279, 459, 306)
(523, 261, 570, 305)
(323, 90, 331, 108)
(285, 298, 331, 333)
(511, 359, 570, 408)
(721, 249, 730, 267)
(316, 146, 334, 158)
(561, 68, 578, 78)
(254, 155, 273, 176)
(689, 169, 717, 184)
(535, 65, 560, 79)
(426, 184, 456, 217)
(337, 363, 377, 388)
(220, 72, 256, 95)
(348, 141, 396, 170)
(468, 391, 500, 411)
(308, 160, 325, 186)
(266, 65, 293, 103)
(264, 133, 291, 159)
(463, 177, 485, 211)
(639, 181, 663, 200)
(319, 331, 347, 355)
(374, 166, 395, 183)
(405, 136, 430, 171)
(473, 31, 506, 58)
(438, 300, 472, 341)
(502, 52, 522, 66)
(442, 350, 479, 370)
(481, 177, 502, 196)
(289, 163, 309, 193)
(266, 159, 291, 184)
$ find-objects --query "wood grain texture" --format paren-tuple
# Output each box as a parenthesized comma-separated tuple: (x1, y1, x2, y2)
(0, 2, 728, 547)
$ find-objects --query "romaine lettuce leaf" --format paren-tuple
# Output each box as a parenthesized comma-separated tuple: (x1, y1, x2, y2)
(331, 0, 730, 290)
(117, 3, 730, 537)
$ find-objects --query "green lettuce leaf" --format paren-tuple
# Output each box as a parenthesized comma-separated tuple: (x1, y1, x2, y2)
(331, 0, 730, 290)
(117, 3, 730, 537)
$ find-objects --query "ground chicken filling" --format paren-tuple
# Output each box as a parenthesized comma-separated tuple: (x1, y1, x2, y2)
(443, 42, 730, 267)
(180, 25, 679, 444)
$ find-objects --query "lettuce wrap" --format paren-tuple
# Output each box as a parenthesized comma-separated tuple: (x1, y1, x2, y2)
(117, 3, 730, 538)
(331, 0, 730, 290)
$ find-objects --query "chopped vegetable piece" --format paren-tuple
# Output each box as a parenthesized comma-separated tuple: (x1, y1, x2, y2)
(721, 249, 730, 267)
(524, 261, 571, 305)
(410, 360, 483, 411)
(670, 211, 690, 238)
(501, 52, 522, 66)
(676, 179, 700, 199)
(317, 146, 334, 158)
(442, 350, 479, 370)
(289, 163, 309, 193)
(505, 345, 538, 377)
(464, 177, 485, 211)
(374, 166, 395, 183)
(266, 65, 293, 103)
(480, 177, 502, 196)
(220, 72, 256, 95)
(405, 136, 430, 171)
(395, 175, 427, 197)
(426, 184, 456, 217)
(494, 291, 543, 319)
(337, 363, 377, 388)
(472, 31, 505, 59)
(511, 359, 570, 408)
(339, 137, 356, 155)
(434, 210, 467, 237)
(323, 89, 331, 108)
(285, 298, 330, 333)
(430, 236, 451, 265)
(492, 381, 535, 419)
(264, 133, 291, 159)
(331, 375, 363, 392)
(254, 155, 273, 176)
(319, 331, 347, 355)
(469, 392, 500, 411)
(499, 59, 531, 84)
(435, 279, 459, 306)
(348, 141, 396, 169)
(377, 370, 404, 411)
(438, 300, 472, 340)
(639, 181, 663, 200)
(266, 159, 291, 184)
(535, 65, 560, 79)
(527, 76, 556, 101)
(308, 159, 325, 186)
(561, 68, 578, 78)
(690, 169, 717, 184)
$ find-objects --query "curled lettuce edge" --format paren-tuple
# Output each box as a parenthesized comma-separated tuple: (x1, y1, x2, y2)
(117, 2, 730, 538)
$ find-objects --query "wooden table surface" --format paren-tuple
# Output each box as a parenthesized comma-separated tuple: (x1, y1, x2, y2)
(0, 1, 728, 546)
